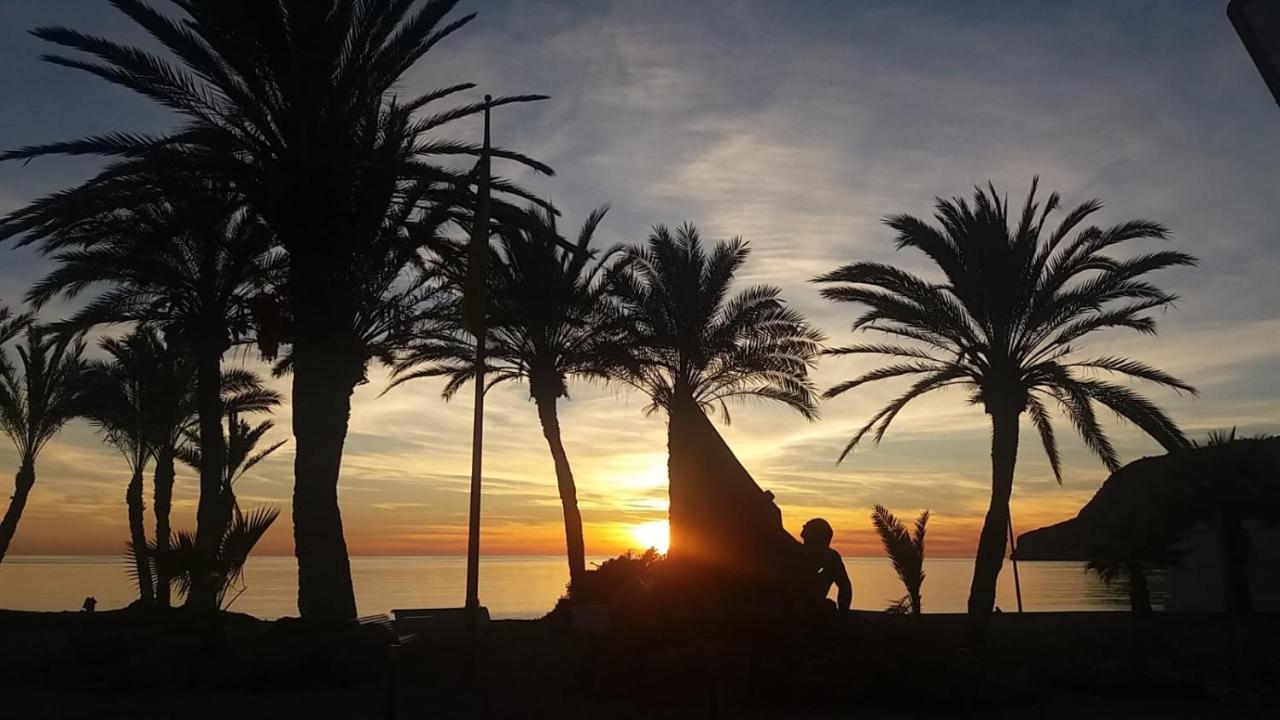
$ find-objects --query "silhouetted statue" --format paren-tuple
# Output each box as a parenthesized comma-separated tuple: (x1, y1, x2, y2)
(81, 596, 96, 613)
(801, 518, 852, 612)
(666, 396, 815, 602)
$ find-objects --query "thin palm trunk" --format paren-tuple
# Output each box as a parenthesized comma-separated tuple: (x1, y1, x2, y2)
(966, 404, 1019, 645)
(0, 463, 35, 563)
(153, 449, 175, 607)
(194, 345, 227, 541)
(127, 467, 154, 605)
(1126, 562, 1152, 617)
(1217, 509, 1254, 616)
(291, 345, 358, 621)
(533, 392, 586, 588)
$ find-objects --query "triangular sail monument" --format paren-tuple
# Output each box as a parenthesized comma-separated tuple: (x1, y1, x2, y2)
(665, 397, 815, 599)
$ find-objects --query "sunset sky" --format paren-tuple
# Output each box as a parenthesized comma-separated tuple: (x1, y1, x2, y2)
(1, 0, 1278, 561)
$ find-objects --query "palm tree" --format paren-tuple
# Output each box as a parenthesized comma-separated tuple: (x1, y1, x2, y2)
(24, 187, 276, 569)
(132, 329, 195, 607)
(152, 506, 281, 611)
(1085, 515, 1183, 617)
(0, 328, 85, 563)
(1182, 429, 1275, 616)
(0, 0, 552, 620)
(178, 376, 286, 518)
(174, 381, 284, 610)
(871, 504, 928, 615)
(392, 206, 622, 587)
(815, 180, 1196, 643)
(81, 335, 157, 604)
(611, 224, 823, 562)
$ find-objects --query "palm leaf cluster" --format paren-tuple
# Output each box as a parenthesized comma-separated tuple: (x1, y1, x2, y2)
(610, 224, 824, 421)
(0, 329, 85, 467)
(133, 505, 280, 610)
(817, 178, 1197, 472)
(871, 504, 928, 615)
(394, 206, 624, 399)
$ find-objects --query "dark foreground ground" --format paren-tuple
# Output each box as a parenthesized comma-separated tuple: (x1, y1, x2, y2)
(0, 608, 1276, 719)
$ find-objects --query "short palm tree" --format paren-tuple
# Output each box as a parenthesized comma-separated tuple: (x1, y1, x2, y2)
(871, 504, 928, 615)
(0, 0, 552, 621)
(815, 180, 1196, 643)
(24, 188, 276, 565)
(1085, 513, 1184, 618)
(611, 224, 823, 561)
(81, 336, 157, 604)
(153, 505, 281, 611)
(393, 206, 623, 587)
(0, 328, 85, 563)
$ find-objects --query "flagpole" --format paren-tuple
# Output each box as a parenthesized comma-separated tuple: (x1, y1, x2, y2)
(1008, 514, 1024, 613)
(463, 95, 492, 684)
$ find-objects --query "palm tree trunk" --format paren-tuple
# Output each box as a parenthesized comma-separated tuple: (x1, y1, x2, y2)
(291, 343, 358, 622)
(533, 391, 587, 589)
(153, 449, 175, 607)
(1126, 562, 1152, 617)
(1220, 512, 1254, 616)
(189, 343, 227, 612)
(966, 404, 1020, 646)
(194, 344, 227, 549)
(127, 467, 154, 605)
(0, 462, 36, 564)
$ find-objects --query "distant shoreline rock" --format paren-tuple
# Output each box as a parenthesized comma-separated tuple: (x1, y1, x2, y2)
(1016, 437, 1280, 561)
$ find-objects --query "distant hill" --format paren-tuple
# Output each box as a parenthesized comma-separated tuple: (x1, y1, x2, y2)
(1015, 437, 1280, 561)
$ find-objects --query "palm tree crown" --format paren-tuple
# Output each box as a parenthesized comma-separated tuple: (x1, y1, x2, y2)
(816, 179, 1197, 472)
(611, 223, 824, 421)
(393, 206, 623, 400)
(0, 328, 86, 466)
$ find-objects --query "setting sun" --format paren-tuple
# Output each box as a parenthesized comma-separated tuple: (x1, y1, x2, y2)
(631, 519, 670, 555)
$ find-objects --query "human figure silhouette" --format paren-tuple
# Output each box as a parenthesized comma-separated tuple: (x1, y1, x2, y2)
(801, 518, 851, 612)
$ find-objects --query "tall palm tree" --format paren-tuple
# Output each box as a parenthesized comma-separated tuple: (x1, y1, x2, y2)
(815, 179, 1196, 643)
(24, 187, 276, 570)
(81, 335, 157, 604)
(611, 224, 823, 563)
(871, 504, 928, 615)
(0, 0, 552, 620)
(0, 328, 85, 563)
(392, 206, 623, 587)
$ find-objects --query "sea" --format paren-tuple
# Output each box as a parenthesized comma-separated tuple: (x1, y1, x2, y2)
(0, 555, 1154, 619)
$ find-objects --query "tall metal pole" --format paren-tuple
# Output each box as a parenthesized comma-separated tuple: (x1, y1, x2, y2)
(1008, 514, 1024, 613)
(463, 96, 492, 685)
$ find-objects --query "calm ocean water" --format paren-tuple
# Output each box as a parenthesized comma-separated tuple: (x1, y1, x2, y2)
(0, 555, 1144, 619)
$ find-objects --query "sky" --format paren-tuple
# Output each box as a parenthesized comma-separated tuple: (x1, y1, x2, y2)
(0, 0, 1277, 561)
